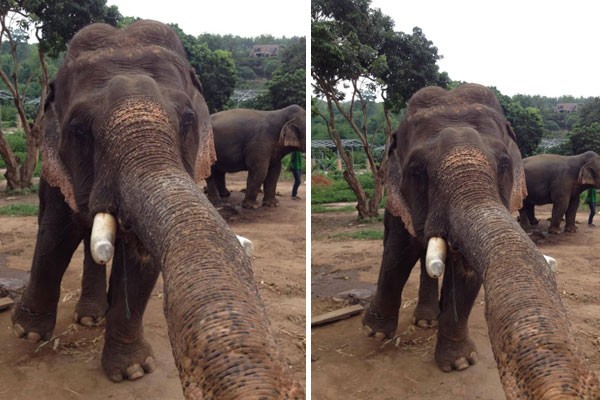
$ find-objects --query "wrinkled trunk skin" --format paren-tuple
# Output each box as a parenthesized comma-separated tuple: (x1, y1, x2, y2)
(103, 101, 302, 399)
(437, 147, 599, 399)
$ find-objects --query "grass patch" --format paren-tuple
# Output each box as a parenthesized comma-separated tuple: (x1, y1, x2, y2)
(332, 229, 384, 241)
(311, 204, 357, 213)
(0, 203, 39, 216)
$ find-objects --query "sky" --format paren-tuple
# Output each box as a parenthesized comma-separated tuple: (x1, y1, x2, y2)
(106, 0, 308, 38)
(371, 0, 600, 98)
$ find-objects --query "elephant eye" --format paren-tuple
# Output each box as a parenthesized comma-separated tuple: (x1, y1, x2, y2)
(497, 154, 510, 174)
(180, 109, 195, 138)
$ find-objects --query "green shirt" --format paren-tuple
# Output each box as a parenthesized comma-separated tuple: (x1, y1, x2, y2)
(585, 188, 597, 204)
(289, 151, 302, 170)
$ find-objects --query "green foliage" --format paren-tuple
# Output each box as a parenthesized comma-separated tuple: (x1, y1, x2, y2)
(577, 98, 600, 127)
(0, 203, 38, 216)
(311, 172, 384, 205)
(491, 88, 545, 157)
(9, 1, 121, 57)
(237, 66, 257, 81)
(331, 229, 384, 241)
(569, 123, 600, 154)
(170, 24, 237, 113)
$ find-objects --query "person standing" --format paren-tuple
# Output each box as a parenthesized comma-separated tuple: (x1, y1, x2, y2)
(585, 187, 597, 226)
(289, 151, 303, 200)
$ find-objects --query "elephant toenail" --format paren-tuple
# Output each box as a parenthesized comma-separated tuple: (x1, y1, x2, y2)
(469, 352, 478, 365)
(26, 332, 41, 342)
(144, 357, 156, 373)
(362, 326, 374, 337)
(13, 323, 25, 338)
(374, 332, 386, 341)
(79, 316, 95, 327)
(109, 372, 124, 382)
(416, 319, 430, 328)
(455, 357, 469, 370)
(126, 364, 145, 380)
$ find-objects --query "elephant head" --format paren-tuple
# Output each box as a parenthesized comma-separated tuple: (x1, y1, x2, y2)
(278, 105, 306, 152)
(386, 84, 599, 398)
(42, 20, 302, 399)
(578, 151, 600, 188)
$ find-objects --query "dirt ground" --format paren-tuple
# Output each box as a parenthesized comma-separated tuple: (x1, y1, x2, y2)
(311, 205, 600, 399)
(0, 172, 306, 400)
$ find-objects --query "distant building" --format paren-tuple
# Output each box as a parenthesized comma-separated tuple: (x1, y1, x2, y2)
(250, 44, 280, 57)
(554, 103, 578, 113)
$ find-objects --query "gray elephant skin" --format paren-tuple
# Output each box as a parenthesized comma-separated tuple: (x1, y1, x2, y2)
(519, 151, 600, 233)
(10, 21, 303, 399)
(206, 105, 306, 209)
(362, 83, 600, 398)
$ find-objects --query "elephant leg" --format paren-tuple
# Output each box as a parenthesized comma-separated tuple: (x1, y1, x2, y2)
(103, 238, 159, 382)
(12, 182, 84, 341)
(564, 196, 580, 232)
(213, 170, 231, 198)
(435, 255, 481, 372)
(362, 211, 421, 339)
(518, 208, 532, 229)
(243, 160, 269, 209)
(413, 256, 440, 328)
(262, 161, 282, 207)
(549, 201, 568, 234)
(524, 203, 538, 225)
(74, 236, 109, 327)
(205, 175, 221, 205)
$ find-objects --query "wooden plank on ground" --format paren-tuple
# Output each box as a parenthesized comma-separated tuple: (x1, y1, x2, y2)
(311, 304, 364, 327)
(0, 297, 14, 312)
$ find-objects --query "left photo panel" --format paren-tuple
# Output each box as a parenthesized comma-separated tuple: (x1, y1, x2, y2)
(0, 1, 307, 399)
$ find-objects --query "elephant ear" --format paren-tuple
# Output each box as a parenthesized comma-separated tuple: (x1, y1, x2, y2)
(506, 123, 528, 212)
(190, 90, 216, 182)
(578, 162, 596, 186)
(279, 118, 302, 148)
(42, 84, 78, 211)
(385, 134, 417, 236)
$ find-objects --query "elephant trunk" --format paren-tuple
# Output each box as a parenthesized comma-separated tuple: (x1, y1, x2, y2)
(437, 147, 599, 399)
(103, 99, 303, 399)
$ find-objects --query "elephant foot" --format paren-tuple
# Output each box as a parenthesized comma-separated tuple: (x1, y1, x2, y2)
(262, 198, 279, 208)
(242, 199, 261, 209)
(564, 225, 578, 233)
(412, 304, 440, 329)
(361, 305, 398, 340)
(102, 336, 156, 382)
(219, 189, 231, 198)
(435, 335, 478, 372)
(11, 298, 56, 342)
(548, 226, 562, 234)
(74, 297, 108, 327)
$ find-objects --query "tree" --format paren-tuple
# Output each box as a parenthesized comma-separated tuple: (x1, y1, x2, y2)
(492, 88, 545, 157)
(0, 1, 120, 190)
(170, 24, 237, 113)
(311, 0, 447, 219)
(570, 123, 600, 154)
(577, 97, 600, 127)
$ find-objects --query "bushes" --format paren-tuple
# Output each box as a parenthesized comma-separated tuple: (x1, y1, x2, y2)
(311, 172, 377, 204)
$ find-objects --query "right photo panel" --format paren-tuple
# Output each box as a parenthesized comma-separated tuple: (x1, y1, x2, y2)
(310, 1, 600, 399)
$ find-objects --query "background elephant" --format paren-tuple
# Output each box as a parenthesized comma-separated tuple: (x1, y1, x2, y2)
(10, 21, 302, 399)
(362, 84, 599, 398)
(519, 151, 600, 233)
(206, 105, 306, 209)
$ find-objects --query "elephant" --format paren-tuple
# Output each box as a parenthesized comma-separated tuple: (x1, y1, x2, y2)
(361, 83, 600, 398)
(10, 21, 303, 399)
(518, 151, 600, 234)
(205, 105, 306, 209)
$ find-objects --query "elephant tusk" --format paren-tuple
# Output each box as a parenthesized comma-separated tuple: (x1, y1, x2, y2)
(425, 237, 447, 278)
(543, 254, 558, 272)
(236, 235, 254, 258)
(91, 213, 117, 265)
